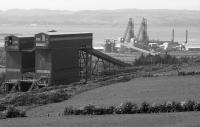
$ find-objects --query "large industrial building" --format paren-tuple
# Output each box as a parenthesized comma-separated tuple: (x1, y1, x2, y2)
(5, 35, 35, 80)
(34, 32, 93, 85)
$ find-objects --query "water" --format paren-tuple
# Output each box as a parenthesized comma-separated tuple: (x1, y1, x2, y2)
(0, 25, 199, 48)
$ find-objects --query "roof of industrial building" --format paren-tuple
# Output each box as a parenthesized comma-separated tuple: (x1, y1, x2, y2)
(37, 32, 92, 36)
(5, 34, 34, 38)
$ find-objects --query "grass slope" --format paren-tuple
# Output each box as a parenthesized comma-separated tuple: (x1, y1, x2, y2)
(2, 75, 200, 126)
(27, 75, 200, 117)
(1, 112, 200, 127)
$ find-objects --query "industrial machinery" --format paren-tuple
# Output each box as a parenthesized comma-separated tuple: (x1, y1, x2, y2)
(119, 18, 158, 55)
(104, 39, 118, 52)
(120, 18, 135, 43)
(135, 18, 149, 45)
(114, 18, 188, 54)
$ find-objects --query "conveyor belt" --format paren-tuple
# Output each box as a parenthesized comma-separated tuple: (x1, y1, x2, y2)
(82, 48, 131, 67)
(121, 43, 159, 56)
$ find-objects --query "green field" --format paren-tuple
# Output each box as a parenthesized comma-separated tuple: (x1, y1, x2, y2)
(65, 76, 200, 106)
(1, 112, 200, 127)
(25, 76, 200, 117)
(1, 75, 200, 127)
(1, 55, 200, 126)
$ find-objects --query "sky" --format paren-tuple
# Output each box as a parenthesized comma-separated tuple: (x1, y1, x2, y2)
(0, 0, 200, 11)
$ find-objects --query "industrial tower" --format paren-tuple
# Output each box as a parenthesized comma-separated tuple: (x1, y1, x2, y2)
(121, 18, 135, 43)
(136, 18, 149, 44)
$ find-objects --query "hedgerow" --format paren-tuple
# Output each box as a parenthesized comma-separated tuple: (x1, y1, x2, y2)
(178, 71, 200, 76)
(64, 100, 200, 115)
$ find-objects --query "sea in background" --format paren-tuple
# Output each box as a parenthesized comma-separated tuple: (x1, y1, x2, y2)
(0, 24, 199, 48)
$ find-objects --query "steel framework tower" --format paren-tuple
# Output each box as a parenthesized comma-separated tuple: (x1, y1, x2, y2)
(136, 18, 149, 43)
(122, 18, 135, 42)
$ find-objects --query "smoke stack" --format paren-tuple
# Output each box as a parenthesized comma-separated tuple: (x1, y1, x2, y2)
(129, 18, 134, 38)
(172, 29, 174, 43)
(185, 30, 188, 44)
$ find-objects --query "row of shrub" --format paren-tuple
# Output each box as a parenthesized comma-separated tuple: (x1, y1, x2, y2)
(0, 105, 26, 119)
(178, 71, 200, 76)
(64, 100, 200, 115)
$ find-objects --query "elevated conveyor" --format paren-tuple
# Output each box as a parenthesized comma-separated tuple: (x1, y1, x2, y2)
(121, 43, 159, 56)
(81, 48, 131, 67)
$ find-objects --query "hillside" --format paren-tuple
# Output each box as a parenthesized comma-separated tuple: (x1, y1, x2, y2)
(1, 75, 199, 127)
(26, 75, 200, 117)
(0, 9, 199, 27)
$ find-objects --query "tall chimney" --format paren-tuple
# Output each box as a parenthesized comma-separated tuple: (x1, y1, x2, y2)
(185, 30, 188, 44)
(172, 29, 174, 43)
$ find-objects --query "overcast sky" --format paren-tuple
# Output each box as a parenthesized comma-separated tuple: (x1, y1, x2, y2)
(0, 0, 200, 11)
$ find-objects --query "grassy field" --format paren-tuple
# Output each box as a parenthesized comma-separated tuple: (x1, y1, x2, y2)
(65, 76, 200, 106)
(1, 112, 200, 127)
(24, 76, 200, 117)
(1, 75, 200, 126)
(1, 60, 200, 127)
